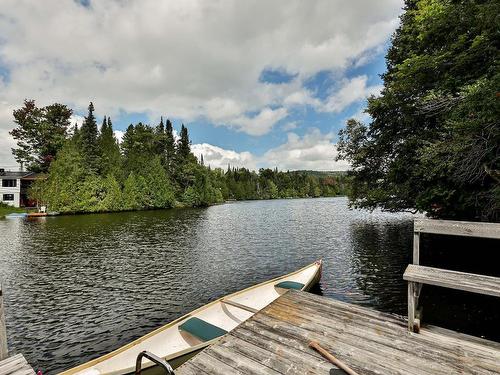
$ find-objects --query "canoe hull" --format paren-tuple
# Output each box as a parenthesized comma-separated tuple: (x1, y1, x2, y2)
(60, 260, 322, 375)
(130, 262, 322, 373)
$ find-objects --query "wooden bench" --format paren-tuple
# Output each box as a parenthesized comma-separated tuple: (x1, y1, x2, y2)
(406, 218, 500, 332)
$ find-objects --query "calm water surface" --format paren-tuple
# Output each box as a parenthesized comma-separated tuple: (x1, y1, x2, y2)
(0, 198, 498, 373)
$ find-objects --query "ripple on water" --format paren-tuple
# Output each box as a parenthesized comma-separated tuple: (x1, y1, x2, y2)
(6, 197, 488, 373)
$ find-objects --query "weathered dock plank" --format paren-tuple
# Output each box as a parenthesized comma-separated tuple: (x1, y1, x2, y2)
(414, 218, 500, 239)
(176, 291, 500, 375)
(0, 354, 35, 375)
(404, 264, 500, 297)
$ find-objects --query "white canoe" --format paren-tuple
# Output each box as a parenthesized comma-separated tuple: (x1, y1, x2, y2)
(60, 260, 322, 375)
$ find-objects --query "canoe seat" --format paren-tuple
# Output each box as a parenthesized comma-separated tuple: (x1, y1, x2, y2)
(275, 281, 304, 290)
(179, 317, 227, 342)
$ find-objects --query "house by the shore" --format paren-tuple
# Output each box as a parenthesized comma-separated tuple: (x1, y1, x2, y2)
(0, 169, 42, 208)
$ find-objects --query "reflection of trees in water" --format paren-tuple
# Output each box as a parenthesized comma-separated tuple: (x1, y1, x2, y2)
(349, 220, 412, 315)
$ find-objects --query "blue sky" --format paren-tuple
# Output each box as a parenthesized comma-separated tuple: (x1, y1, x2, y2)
(0, 1, 403, 170)
(103, 62, 384, 156)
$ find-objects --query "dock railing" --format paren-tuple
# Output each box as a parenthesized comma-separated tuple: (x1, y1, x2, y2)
(404, 218, 500, 332)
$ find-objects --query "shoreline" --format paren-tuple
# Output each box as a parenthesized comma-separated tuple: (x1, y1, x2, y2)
(0, 195, 348, 219)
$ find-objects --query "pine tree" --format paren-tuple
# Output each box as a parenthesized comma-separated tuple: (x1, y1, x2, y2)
(71, 123, 80, 144)
(158, 116, 164, 132)
(177, 124, 191, 162)
(98, 116, 121, 177)
(78, 102, 100, 172)
(165, 119, 176, 171)
(154, 116, 167, 166)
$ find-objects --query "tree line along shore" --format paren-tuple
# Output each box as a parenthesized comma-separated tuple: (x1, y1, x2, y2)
(8, 101, 350, 214)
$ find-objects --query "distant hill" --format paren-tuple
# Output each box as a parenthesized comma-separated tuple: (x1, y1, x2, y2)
(296, 170, 348, 178)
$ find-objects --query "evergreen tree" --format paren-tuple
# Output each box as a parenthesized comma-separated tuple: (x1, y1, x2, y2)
(78, 102, 100, 172)
(177, 124, 191, 163)
(121, 123, 156, 174)
(99, 174, 123, 212)
(37, 141, 92, 212)
(122, 172, 142, 210)
(165, 119, 176, 172)
(71, 123, 80, 143)
(154, 117, 167, 166)
(98, 116, 121, 177)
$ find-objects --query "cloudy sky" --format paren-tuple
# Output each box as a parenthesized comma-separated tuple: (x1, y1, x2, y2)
(0, 0, 403, 171)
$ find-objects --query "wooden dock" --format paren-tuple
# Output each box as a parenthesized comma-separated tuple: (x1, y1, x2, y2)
(0, 354, 35, 375)
(176, 290, 500, 375)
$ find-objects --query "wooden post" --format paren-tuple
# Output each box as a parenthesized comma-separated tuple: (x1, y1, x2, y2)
(0, 283, 8, 360)
(413, 231, 420, 265)
(407, 281, 421, 333)
(408, 282, 415, 332)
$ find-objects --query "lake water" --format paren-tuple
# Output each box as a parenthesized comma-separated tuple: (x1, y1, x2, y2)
(0, 197, 498, 373)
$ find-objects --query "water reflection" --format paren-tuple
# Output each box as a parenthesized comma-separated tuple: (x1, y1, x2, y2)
(349, 220, 412, 314)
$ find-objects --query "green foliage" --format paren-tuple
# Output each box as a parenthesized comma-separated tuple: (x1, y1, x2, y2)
(165, 119, 176, 174)
(98, 117, 121, 178)
(10, 100, 72, 172)
(220, 167, 349, 201)
(38, 142, 93, 212)
(140, 156, 175, 208)
(177, 124, 191, 163)
(121, 123, 157, 175)
(12, 100, 349, 214)
(337, 0, 499, 221)
(99, 175, 123, 212)
(78, 102, 100, 172)
(122, 172, 143, 210)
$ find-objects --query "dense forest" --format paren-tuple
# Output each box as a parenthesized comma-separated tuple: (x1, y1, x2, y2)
(10, 101, 349, 213)
(338, 0, 499, 221)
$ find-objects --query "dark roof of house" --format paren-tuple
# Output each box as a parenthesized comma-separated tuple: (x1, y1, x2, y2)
(21, 172, 45, 180)
(0, 171, 37, 179)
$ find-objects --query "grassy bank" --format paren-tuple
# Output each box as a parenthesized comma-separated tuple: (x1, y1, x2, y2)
(0, 204, 26, 218)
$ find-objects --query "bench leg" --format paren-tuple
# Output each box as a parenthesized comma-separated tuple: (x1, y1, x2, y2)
(408, 282, 421, 333)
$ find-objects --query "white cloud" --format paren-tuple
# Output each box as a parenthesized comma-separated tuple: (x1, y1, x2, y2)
(350, 106, 372, 123)
(193, 128, 349, 171)
(231, 107, 288, 136)
(262, 128, 349, 171)
(69, 114, 85, 127)
(113, 130, 124, 144)
(281, 121, 298, 131)
(283, 90, 322, 108)
(0, 0, 402, 143)
(0, 103, 17, 167)
(192, 143, 257, 170)
(321, 75, 383, 113)
(0, 129, 17, 169)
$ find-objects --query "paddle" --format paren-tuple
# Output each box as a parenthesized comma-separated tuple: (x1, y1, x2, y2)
(308, 341, 360, 375)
